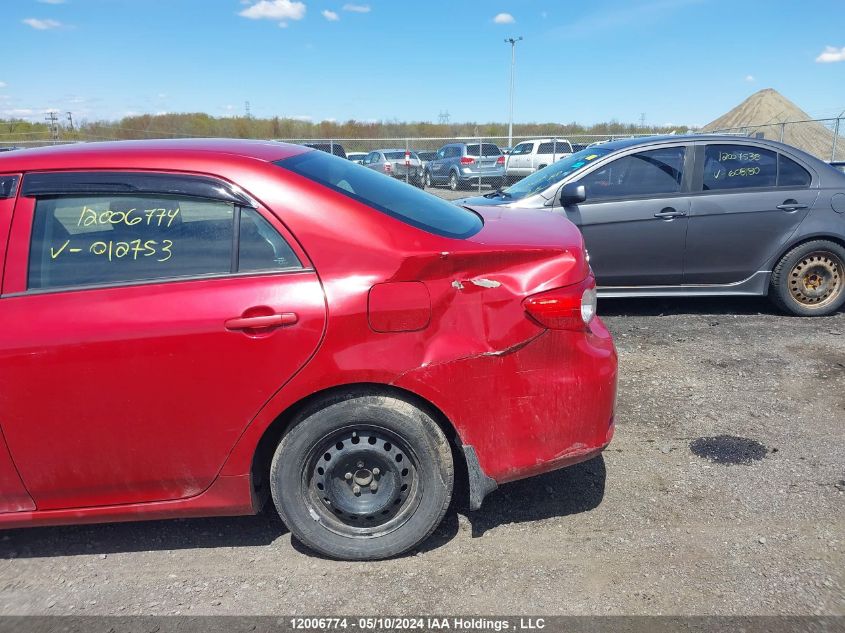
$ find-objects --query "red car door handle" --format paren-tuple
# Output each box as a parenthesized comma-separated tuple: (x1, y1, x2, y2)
(225, 313, 298, 330)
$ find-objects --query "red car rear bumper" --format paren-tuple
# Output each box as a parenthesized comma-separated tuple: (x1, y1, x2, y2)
(395, 316, 617, 492)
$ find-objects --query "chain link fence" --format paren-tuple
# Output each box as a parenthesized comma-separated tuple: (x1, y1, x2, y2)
(3, 120, 842, 202)
(705, 117, 844, 163)
(273, 134, 656, 198)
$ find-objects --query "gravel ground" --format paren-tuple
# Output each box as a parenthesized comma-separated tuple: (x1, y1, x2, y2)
(0, 297, 843, 616)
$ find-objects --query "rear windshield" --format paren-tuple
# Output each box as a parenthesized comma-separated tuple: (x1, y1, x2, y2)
(383, 151, 414, 160)
(276, 151, 483, 239)
(465, 144, 501, 157)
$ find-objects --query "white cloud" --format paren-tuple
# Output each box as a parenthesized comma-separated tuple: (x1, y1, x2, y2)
(0, 82, 6, 89)
(745, 75, 755, 82)
(2, 109, 34, 117)
(291, 115, 312, 121)
(239, 0, 306, 22)
(342, 4, 371, 13)
(493, 13, 515, 24)
(22, 18, 63, 30)
(815, 45, 845, 63)
(321, 9, 339, 21)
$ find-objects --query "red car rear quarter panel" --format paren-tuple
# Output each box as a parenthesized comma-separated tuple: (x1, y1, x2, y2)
(223, 170, 615, 484)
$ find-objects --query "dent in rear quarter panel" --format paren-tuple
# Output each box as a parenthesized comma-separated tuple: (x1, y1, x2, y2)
(392, 316, 616, 483)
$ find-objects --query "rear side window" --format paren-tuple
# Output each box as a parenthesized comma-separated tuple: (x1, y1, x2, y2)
(0, 175, 18, 199)
(580, 147, 686, 200)
(277, 151, 482, 239)
(238, 207, 300, 272)
(465, 144, 501, 157)
(537, 142, 571, 154)
(703, 145, 777, 190)
(28, 194, 300, 290)
(778, 154, 811, 187)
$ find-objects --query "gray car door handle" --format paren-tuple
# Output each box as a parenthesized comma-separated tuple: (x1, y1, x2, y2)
(653, 208, 687, 219)
(776, 202, 808, 212)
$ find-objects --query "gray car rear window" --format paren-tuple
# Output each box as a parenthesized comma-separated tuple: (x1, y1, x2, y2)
(276, 151, 482, 239)
(465, 144, 501, 157)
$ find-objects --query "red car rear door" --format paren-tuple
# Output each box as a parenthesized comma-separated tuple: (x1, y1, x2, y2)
(0, 171, 326, 510)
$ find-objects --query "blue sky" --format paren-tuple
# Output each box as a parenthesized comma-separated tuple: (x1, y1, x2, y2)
(2, 0, 844, 127)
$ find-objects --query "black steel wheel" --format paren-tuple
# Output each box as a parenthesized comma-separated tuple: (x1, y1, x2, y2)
(770, 240, 845, 316)
(270, 394, 453, 560)
(304, 426, 420, 536)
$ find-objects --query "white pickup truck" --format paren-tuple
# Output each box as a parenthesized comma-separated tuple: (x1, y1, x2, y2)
(506, 138, 574, 180)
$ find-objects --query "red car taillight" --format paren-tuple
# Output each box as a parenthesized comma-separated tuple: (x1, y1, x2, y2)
(460, 156, 475, 165)
(523, 277, 597, 331)
(496, 156, 505, 165)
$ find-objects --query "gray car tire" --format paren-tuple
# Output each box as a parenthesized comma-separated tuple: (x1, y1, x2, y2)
(769, 240, 845, 316)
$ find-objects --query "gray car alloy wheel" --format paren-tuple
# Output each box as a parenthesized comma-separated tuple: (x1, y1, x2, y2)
(449, 171, 459, 191)
(787, 251, 844, 309)
(424, 171, 432, 188)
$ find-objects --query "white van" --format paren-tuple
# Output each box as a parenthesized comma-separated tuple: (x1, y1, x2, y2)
(506, 138, 574, 179)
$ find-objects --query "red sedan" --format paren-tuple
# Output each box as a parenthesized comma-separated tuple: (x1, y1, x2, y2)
(0, 140, 616, 560)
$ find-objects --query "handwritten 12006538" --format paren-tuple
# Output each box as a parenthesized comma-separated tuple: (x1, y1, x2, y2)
(50, 205, 180, 262)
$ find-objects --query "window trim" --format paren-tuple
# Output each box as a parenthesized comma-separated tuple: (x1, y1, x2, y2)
(4, 266, 315, 298)
(21, 171, 257, 207)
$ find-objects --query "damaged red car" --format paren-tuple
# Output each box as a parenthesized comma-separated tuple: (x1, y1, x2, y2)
(0, 140, 617, 560)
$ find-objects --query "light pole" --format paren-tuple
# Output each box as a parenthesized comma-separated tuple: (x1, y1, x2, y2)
(832, 108, 845, 162)
(505, 36, 522, 149)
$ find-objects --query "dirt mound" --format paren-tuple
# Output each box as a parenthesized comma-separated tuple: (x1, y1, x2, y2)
(703, 89, 837, 160)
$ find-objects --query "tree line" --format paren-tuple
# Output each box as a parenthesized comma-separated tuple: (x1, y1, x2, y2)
(1, 113, 692, 144)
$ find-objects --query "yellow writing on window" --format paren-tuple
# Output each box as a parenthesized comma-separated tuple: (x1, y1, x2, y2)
(77, 206, 180, 228)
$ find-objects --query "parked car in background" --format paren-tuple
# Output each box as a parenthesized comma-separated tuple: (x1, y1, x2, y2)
(362, 149, 424, 187)
(0, 147, 21, 153)
(302, 142, 347, 159)
(415, 150, 437, 170)
(455, 135, 845, 316)
(506, 138, 574, 180)
(830, 161, 845, 174)
(0, 139, 616, 560)
(423, 142, 505, 191)
(347, 152, 367, 165)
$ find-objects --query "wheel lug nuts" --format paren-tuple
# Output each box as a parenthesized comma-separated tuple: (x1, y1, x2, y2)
(357, 461, 364, 469)
(344, 472, 352, 480)
(372, 468, 380, 476)
(370, 482, 378, 492)
(352, 485, 361, 495)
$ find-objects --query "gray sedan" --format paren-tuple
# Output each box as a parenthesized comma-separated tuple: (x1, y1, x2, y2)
(455, 135, 845, 316)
